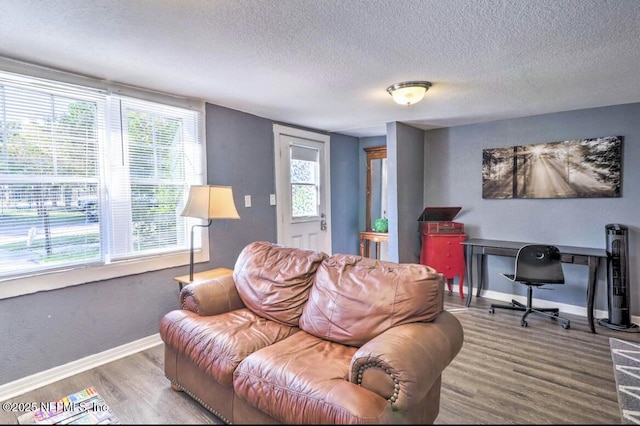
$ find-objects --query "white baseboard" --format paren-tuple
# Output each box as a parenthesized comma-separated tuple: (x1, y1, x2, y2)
(480, 289, 640, 325)
(0, 333, 162, 402)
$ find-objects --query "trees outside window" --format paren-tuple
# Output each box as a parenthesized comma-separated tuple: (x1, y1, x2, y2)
(0, 71, 203, 279)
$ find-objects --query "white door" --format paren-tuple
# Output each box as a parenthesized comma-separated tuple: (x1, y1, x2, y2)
(273, 124, 331, 254)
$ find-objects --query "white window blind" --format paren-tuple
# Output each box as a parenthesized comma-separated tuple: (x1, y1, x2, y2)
(0, 69, 204, 281)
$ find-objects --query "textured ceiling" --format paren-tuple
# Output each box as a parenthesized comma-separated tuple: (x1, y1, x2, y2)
(1, 0, 639, 137)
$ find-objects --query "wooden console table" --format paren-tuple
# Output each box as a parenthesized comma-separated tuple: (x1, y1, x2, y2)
(461, 238, 607, 333)
(359, 231, 389, 259)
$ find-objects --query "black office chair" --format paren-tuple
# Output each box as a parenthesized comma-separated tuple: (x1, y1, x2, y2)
(488, 244, 570, 329)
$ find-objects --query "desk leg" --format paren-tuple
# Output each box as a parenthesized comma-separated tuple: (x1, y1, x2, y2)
(360, 239, 364, 257)
(476, 254, 484, 297)
(465, 245, 474, 307)
(587, 256, 599, 333)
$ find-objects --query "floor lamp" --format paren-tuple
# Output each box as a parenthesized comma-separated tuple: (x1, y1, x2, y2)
(180, 185, 240, 283)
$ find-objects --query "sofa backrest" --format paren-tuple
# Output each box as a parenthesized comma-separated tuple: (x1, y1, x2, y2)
(233, 241, 328, 327)
(299, 254, 445, 347)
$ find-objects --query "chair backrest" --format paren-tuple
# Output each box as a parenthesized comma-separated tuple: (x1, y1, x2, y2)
(512, 244, 565, 285)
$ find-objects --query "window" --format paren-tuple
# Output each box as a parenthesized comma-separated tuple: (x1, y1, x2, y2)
(0, 69, 204, 297)
(289, 144, 319, 219)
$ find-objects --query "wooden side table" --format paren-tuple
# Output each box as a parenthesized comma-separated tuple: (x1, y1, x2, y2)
(173, 267, 233, 290)
(359, 231, 389, 259)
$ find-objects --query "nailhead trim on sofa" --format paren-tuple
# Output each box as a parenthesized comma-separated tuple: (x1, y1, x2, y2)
(355, 360, 400, 405)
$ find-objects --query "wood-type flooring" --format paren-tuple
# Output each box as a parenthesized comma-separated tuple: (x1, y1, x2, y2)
(2, 292, 638, 424)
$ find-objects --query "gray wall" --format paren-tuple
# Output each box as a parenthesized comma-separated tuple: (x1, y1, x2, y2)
(388, 122, 426, 263)
(329, 132, 360, 255)
(205, 105, 361, 261)
(386, 123, 400, 262)
(0, 266, 182, 386)
(424, 102, 640, 312)
(205, 104, 362, 259)
(204, 104, 277, 268)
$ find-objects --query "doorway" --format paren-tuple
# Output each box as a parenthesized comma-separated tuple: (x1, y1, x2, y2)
(273, 124, 331, 254)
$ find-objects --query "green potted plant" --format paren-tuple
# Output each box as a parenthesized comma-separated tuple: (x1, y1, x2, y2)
(373, 217, 388, 233)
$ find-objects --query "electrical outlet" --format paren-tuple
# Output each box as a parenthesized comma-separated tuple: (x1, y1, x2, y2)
(244, 195, 251, 208)
(270, 194, 276, 205)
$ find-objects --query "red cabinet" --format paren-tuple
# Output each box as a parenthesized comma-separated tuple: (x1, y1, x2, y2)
(420, 233, 467, 298)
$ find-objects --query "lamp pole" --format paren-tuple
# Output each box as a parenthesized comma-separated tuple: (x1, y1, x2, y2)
(189, 219, 212, 282)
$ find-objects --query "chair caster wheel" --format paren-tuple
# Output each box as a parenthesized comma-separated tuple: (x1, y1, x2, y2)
(562, 321, 570, 329)
(521, 320, 528, 327)
(488, 307, 495, 314)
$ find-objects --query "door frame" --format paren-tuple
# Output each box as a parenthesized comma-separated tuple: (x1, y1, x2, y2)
(273, 124, 331, 254)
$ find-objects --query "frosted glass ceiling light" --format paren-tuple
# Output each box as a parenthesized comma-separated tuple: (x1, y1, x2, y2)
(386, 81, 432, 106)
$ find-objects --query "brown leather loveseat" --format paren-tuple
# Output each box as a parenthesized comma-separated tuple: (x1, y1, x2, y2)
(160, 241, 464, 424)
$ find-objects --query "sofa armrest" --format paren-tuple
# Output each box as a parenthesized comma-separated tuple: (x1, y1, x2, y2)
(179, 274, 246, 316)
(349, 310, 463, 411)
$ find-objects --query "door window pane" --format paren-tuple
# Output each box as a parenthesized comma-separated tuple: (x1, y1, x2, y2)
(290, 145, 319, 218)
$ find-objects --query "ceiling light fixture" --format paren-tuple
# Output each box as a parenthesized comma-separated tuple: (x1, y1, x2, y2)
(386, 81, 432, 106)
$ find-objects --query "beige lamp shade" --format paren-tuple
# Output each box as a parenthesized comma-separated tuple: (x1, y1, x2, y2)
(181, 185, 240, 220)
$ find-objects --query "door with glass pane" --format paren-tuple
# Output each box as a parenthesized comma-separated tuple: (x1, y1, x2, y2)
(273, 125, 331, 254)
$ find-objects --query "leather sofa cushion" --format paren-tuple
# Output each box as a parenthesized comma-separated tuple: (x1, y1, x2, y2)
(234, 331, 389, 424)
(233, 241, 328, 326)
(299, 254, 444, 346)
(159, 308, 298, 386)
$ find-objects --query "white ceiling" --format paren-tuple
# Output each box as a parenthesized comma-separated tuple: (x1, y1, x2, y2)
(1, 0, 639, 137)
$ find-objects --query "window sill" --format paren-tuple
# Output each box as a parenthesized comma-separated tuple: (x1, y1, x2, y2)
(0, 247, 210, 300)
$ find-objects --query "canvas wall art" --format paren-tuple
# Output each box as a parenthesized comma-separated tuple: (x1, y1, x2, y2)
(482, 136, 622, 199)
